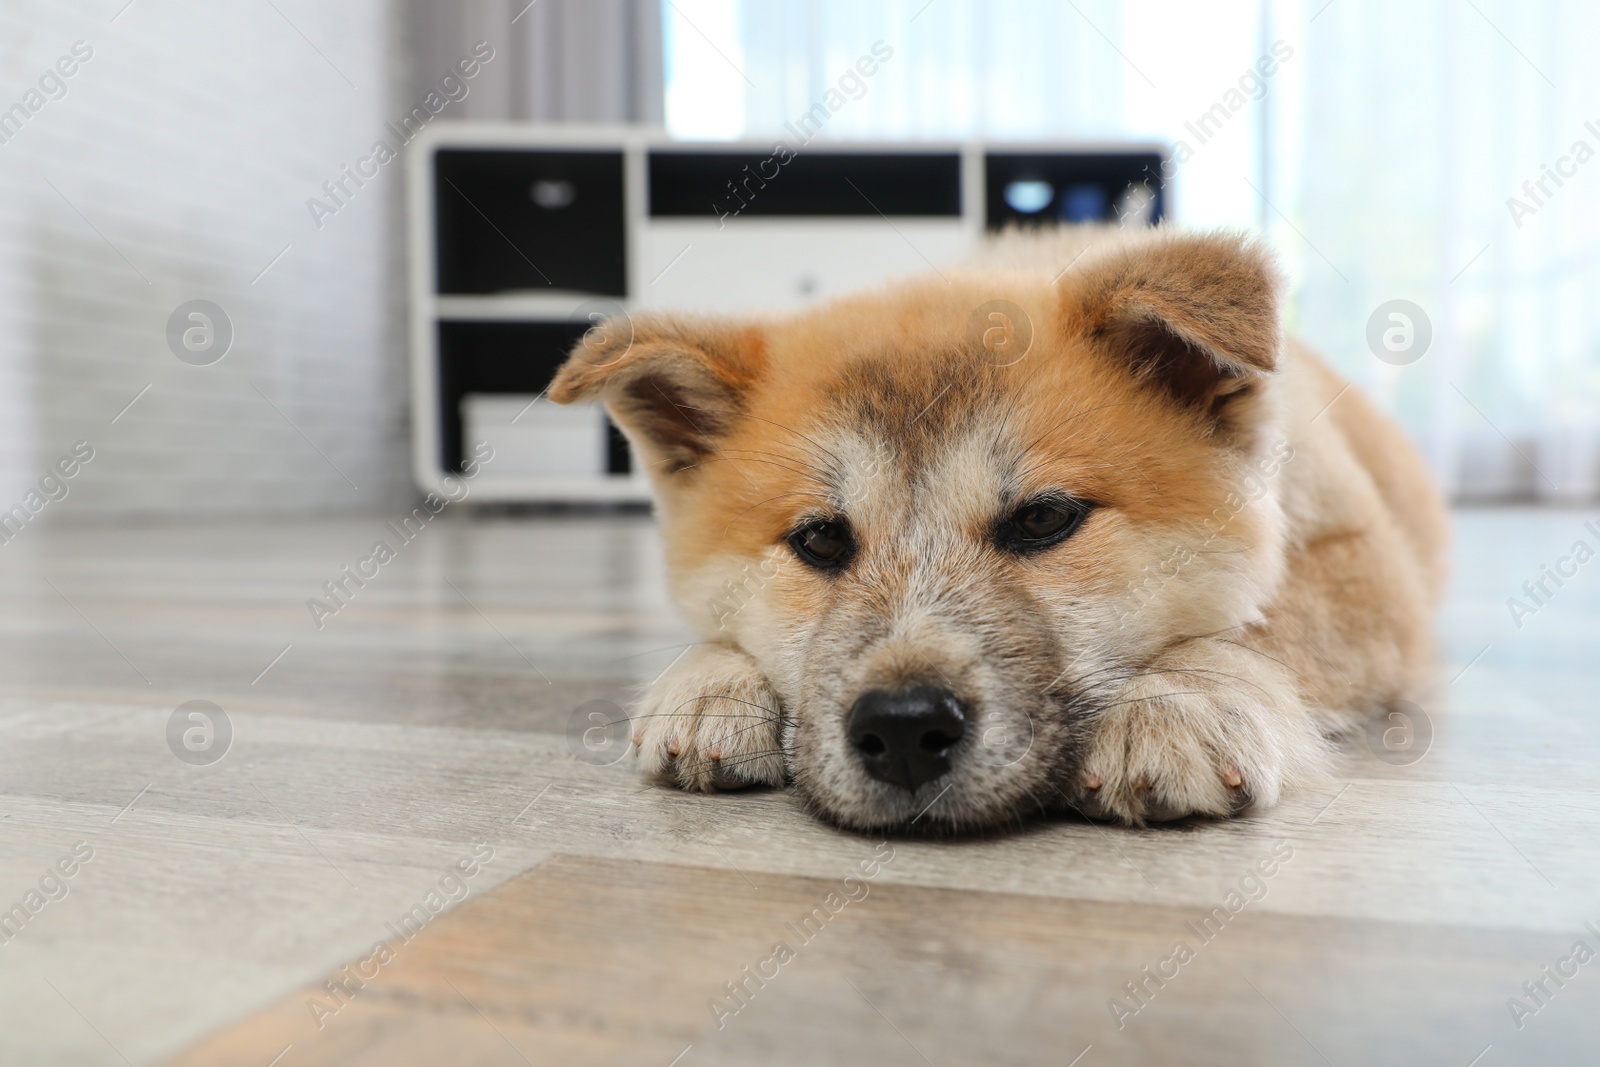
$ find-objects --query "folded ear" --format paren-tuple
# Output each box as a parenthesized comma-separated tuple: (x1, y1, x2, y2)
(1064, 231, 1282, 434)
(548, 314, 766, 475)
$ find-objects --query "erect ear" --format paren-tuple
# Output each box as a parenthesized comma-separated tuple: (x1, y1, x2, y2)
(548, 314, 766, 475)
(1064, 231, 1282, 433)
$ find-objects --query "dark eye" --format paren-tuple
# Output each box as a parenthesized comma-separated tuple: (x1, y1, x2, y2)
(997, 497, 1092, 553)
(788, 519, 855, 570)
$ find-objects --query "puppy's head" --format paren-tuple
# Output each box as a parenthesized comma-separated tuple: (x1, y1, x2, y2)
(552, 230, 1287, 832)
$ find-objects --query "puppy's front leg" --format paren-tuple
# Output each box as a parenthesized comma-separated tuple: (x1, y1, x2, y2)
(632, 645, 787, 792)
(1070, 637, 1329, 824)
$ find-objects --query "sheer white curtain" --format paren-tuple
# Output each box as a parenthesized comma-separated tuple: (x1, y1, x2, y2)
(663, 0, 1600, 503)
(1287, 0, 1600, 502)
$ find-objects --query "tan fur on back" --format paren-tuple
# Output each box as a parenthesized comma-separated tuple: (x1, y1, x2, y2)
(550, 225, 1448, 831)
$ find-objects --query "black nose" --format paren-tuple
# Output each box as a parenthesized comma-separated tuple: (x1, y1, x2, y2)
(847, 686, 967, 792)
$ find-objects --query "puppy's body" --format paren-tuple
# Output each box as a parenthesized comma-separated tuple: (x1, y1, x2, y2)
(552, 227, 1447, 831)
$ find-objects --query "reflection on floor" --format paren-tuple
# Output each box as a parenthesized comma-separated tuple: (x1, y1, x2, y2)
(0, 508, 1596, 1066)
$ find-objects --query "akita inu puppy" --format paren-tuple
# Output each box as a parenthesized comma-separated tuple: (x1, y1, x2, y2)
(551, 228, 1448, 831)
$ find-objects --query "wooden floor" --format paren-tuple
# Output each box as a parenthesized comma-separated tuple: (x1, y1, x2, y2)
(2, 508, 1598, 1065)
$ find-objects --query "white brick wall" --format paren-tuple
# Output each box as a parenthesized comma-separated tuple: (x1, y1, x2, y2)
(0, 0, 410, 520)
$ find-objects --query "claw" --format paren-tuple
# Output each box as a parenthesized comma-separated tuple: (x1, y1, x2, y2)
(1074, 789, 1111, 821)
(666, 737, 682, 757)
(1223, 766, 1244, 788)
(1142, 795, 1189, 823)
(1084, 772, 1103, 791)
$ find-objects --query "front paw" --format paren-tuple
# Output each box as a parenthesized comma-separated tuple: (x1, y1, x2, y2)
(1069, 661, 1323, 825)
(633, 645, 787, 792)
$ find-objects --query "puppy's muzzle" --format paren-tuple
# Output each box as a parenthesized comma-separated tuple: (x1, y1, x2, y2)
(846, 686, 967, 791)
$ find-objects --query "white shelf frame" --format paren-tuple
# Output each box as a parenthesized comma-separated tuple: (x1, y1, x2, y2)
(406, 123, 1170, 504)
